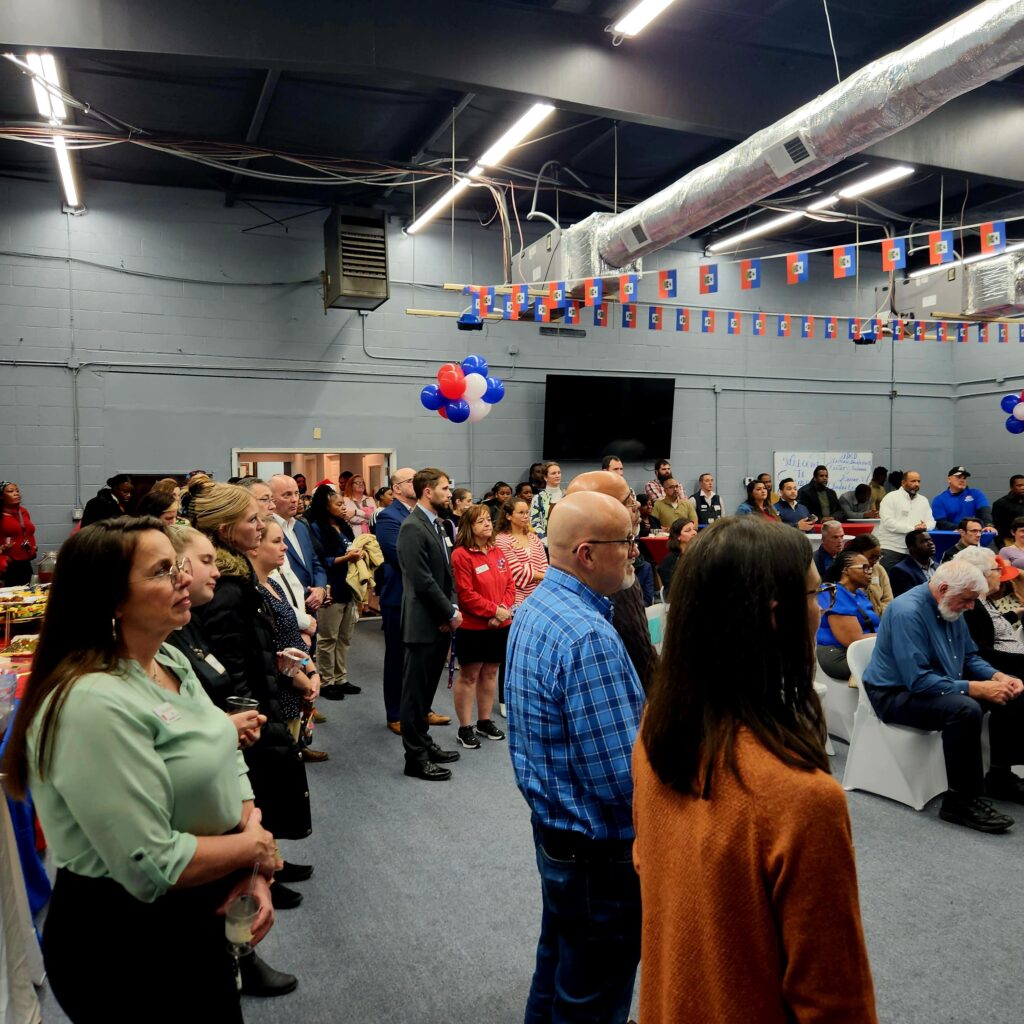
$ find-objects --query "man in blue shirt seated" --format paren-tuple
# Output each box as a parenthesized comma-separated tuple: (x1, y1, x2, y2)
(813, 521, 845, 578)
(931, 466, 997, 532)
(506, 490, 645, 1024)
(939, 516, 983, 564)
(888, 529, 938, 597)
(863, 559, 1024, 833)
(774, 477, 815, 531)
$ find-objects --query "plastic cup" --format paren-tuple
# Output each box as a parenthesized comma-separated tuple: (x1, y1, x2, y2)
(225, 696, 259, 713)
(225, 893, 259, 947)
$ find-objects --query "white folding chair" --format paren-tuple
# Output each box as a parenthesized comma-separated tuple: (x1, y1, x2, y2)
(816, 660, 858, 743)
(842, 636, 948, 810)
(811, 678, 836, 756)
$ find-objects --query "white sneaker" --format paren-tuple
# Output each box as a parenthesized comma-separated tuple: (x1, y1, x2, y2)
(498, 702, 507, 718)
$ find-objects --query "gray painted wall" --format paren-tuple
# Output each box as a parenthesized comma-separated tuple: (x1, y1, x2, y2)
(0, 177, 972, 550)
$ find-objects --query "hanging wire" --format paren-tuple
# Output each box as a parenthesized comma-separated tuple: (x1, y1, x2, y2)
(822, 0, 842, 84)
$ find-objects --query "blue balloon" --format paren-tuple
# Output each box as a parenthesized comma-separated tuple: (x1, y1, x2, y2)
(446, 398, 471, 424)
(462, 354, 489, 377)
(420, 384, 445, 411)
(482, 376, 506, 404)
(1001, 393, 1020, 414)
(1006, 415, 1024, 435)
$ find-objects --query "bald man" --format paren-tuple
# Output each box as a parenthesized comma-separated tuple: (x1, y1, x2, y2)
(269, 474, 327, 612)
(507, 490, 644, 1023)
(565, 470, 657, 692)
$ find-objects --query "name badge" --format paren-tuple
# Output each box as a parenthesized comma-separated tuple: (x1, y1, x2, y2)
(475, 563, 490, 575)
(204, 652, 226, 674)
(153, 701, 182, 724)
(445, 537, 453, 548)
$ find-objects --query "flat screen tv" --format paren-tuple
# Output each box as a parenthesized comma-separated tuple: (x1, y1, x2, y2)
(541, 374, 674, 462)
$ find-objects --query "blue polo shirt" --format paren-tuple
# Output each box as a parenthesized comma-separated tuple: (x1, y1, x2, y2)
(816, 586, 879, 647)
(931, 486, 991, 528)
(774, 499, 811, 527)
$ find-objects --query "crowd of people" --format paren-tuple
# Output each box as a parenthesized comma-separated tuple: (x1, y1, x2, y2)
(3, 454, 1024, 1022)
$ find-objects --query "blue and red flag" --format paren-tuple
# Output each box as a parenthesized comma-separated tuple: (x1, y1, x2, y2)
(824, 316, 837, 339)
(534, 297, 551, 323)
(739, 259, 762, 290)
(786, 252, 809, 285)
(929, 230, 955, 265)
(594, 302, 609, 327)
(699, 265, 718, 295)
(584, 277, 603, 307)
(977, 323, 989, 343)
(956, 322, 968, 344)
(777, 314, 791, 338)
(502, 293, 516, 320)
(848, 318, 861, 340)
(981, 221, 1007, 255)
(675, 308, 690, 332)
(870, 318, 882, 338)
(727, 311, 741, 335)
(619, 274, 638, 300)
(565, 301, 581, 325)
(512, 284, 529, 311)
(999, 322, 1009, 344)
(833, 245, 856, 279)
(622, 304, 637, 329)
(701, 310, 715, 333)
(937, 321, 949, 343)
(649, 306, 663, 331)
(802, 316, 815, 339)
(913, 321, 926, 342)
(658, 269, 677, 299)
(893, 318, 905, 341)
(752, 312, 766, 336)
(881, 237, 907, 272)
(548, 281, 567, 308)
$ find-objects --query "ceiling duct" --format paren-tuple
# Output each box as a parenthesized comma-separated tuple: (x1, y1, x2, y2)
(561, 0, 1024, 275)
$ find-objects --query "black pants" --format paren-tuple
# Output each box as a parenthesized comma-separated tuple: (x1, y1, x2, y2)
(44, 869, 243, 1024)
(400, 634, 450, 763)
(816, 644, 850, 680)
(381, 605, 404, 723)
(866, 683, 1024, 795)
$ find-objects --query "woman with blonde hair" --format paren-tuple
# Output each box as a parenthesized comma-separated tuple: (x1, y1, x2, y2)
(342, 474, 376, 535)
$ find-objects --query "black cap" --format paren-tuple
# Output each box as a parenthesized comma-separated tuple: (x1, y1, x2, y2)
(948, 466, 971, 478)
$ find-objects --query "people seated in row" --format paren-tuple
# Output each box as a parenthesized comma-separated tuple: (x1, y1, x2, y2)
(888, 529, 938, 597)
(844, 534, 893, 617)
(657, 517, 696, 597)
(877, 470, 935, 570)
(736, 479, 779, 520)
(840, 484, 877, 520)
(931, 466, 996, 531)
(774, 478, 815, 530)
(756, 472, 780, 505)
(636, 493, 660, 536)
(692, 472, 723, 525)
(939, 517, 984, 563)
(652, 478, 696, 529)
(999, 516, 1024, 569)
(863, 559, 1024, 834)
(813, 521, 845, 578)
(816, 550, 880, 680)
(797, 464, 846, 522)
(645, 457, 673, 502)
(869, 466, 889, 509)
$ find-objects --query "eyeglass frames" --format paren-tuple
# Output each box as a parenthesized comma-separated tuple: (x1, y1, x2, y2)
(572, 535, 639, 554)
(814, 582, 838, 611)
(137, 556, 192, 585)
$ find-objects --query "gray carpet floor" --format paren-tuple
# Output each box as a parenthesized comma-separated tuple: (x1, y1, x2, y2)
(36, 619, 1022, 1023)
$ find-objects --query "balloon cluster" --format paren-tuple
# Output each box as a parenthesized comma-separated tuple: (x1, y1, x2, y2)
(419, 354, 506, 424)
(1000, 392, 1024, 434)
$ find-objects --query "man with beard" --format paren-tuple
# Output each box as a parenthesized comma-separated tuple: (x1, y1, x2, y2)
(566, 470, 657, 692)
(863, 559, 1024, 833)
(505, 490, 644, 1024)
(877, 470, 935, 571)
(645, 458, 673, 503)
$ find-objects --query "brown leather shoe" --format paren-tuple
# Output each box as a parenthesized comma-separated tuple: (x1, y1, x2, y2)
(386, 721, 402, 735)
(312, 710, 327, 724)
(426, 711, 451, 726)
(301, 748, 329, 763)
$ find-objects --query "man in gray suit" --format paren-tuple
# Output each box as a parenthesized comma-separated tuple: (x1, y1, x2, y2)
(397, 467, 463, 780)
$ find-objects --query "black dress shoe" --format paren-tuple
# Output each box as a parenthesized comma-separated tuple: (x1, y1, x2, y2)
(338, 681, 362, 694)
(404, 759, 452, 781)
(985, 769, 1024, 805)
(270, 882, 304, 909)
(939, 793, 1014, 834)
(276, 861, 313, 883)
(319, 684, 346, 701)
(427, 742, 460, 764)
(238, 952, 298, 997)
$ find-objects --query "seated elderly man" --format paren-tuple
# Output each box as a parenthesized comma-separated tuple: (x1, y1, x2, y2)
(863, 560, 1024, 834)
(813, 521, 845, 578)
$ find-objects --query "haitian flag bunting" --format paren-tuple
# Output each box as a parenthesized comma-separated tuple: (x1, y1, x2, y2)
(658, 269, 677, 299)
(999, 322, 1009, 344)
(956, 322, 968, 344)
(1019, 324, 1024, 343)
(881, 237, 907, 272)
(727, 311, 741, 335)
(786, 252, 809, 285)
(981, 221, 1007, 255)
(929, 230, 955, 265)
(777, 314, 791, 338)
(701, 310, 715, 333)
(649, 306, 663, 331)
(913, 321, 926, 341)
(699, 264, 718, 295)
(622, 304, 637, 329)
(619, 274, 638, 301)
(893, 318, 905, 340)
(848, 318, 861, 340)
(937, 321, 949, 343)
(512, 284, 529, 311)
(471, 288, 486, 317)
(739, 259, 762, 290)
(753, 312, 766, 336)
(548, 281, 566, 308)
(584, 277, 603, 307)
(534, 297, 551, 323)
(565, 301, 581, 325)
(870, 318, 883, 338)
(833, 245, 856, 279)
(594, 302, 609, 327)
(801, 316, 815, 339)
(824, 317, 837, 339)
(977, 323, 989, 343)
(675, 308, 690, 332)
(502, 293, 516, 320)
(481, 286, 496, 314)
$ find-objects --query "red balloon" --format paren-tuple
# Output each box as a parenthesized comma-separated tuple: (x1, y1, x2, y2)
(436, 362, 462, 385)
(438, 369, 467, 399)
(438, 405, 448, 419)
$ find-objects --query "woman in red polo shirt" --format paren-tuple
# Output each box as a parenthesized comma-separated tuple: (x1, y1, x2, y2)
(1, 481, 37, 586)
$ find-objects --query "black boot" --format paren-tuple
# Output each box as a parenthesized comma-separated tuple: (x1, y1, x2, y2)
(276, 861, 314, 883)
(270, 882, 303, 909)
(238, 952, 298, 997)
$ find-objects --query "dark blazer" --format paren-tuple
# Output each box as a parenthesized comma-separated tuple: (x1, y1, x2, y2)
(375, 500, 411, 610)
(963, 601, 1024, 677)
(277, 516, 327, 592)
(797, 483, 846, 522)
(164, 619, 235, 710)
(397, 505, 456, 643)
(888, 556, 935, 597)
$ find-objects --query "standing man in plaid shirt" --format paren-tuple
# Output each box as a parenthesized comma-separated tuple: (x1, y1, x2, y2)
(644, 458, 673, 503)
(506, 490, 645, 1024)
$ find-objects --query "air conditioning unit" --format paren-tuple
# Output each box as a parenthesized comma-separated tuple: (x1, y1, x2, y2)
(764, 131, 818, 178)
(323, 207, 389, 311)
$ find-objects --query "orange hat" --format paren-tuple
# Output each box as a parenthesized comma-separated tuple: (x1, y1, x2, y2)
(995, 555, 1019, 583)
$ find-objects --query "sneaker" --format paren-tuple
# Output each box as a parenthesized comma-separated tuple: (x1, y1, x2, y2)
(939, 793, 1014, 834)
(985, 769, 1024, 805)
(475, 719, 506, 741)
(498, 702, 507, 718)
(457, 726, 481, 749)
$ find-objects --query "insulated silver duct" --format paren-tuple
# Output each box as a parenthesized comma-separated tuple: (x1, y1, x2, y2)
(570, 0, 1024, 272)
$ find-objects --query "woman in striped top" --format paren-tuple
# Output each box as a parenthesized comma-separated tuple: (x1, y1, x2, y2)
(495, 498, 548, 607)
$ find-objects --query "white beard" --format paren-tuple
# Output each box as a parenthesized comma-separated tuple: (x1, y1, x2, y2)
(618, 566, 636, 592)
(937, 598, 963, 622)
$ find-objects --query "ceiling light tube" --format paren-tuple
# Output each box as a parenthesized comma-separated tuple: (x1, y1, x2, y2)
(837, 165, 914, 199)
(52, 135, 80, 207)
(907, 241, 1024, 280)
(25, 51, 66, 121)
(406, 177, 473, 235)
(806, 195, 838, 212)
(707, 211, 804, 253)
(613, 0, 678, 38)
(40, 53, 67, 120)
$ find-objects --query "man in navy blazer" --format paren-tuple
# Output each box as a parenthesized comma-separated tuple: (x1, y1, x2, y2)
(889, 528, 939, 597)
(269, 475, 327, 610)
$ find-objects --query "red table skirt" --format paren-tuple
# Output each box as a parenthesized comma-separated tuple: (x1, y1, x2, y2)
(638, 536, 668, 563)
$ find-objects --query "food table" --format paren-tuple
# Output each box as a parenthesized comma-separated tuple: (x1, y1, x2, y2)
(0, 587, 47, 647)
(638, 534, 669, 564)
(810, 520, 880, 537)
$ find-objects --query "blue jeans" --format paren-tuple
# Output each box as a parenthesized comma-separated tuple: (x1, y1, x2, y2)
(524, 820, 641, 1024)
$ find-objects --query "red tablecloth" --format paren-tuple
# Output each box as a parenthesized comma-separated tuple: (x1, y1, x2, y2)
(638, 536, 668, 563)
(811, 521, 879, 536)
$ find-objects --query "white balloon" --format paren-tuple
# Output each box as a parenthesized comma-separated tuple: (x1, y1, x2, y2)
(467, 399, 491, 423)
(1015, 403, 1024, 421)
(462, 372, 488, 401)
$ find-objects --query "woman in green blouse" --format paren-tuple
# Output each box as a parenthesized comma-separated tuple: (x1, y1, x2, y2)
(2, 517, 280, 1022)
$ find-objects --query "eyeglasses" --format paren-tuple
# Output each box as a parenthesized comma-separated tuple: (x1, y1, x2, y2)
(137, 556, 192, 585)
(572, 535, 639, 554)
(814, 582, 837, 610)
(393, 477, 414, 487)
(255, 494, 274, 504)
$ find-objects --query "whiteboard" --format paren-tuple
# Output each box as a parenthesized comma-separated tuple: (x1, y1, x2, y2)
(773, 451, 874, 494)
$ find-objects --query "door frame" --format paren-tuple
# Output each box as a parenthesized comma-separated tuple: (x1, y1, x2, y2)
(230, 447, 397, 480)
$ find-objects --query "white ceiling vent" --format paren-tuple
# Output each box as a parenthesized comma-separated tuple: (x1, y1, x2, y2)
(765, 131, 818, 178)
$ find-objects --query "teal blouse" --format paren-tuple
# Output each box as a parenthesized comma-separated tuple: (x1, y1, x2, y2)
(26, 644, 252, 903)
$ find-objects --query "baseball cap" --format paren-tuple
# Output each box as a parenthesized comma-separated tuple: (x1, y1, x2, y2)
(948, 466, 971, 478)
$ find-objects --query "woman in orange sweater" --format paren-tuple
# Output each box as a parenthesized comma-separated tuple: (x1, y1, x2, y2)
(451, 505, 515, 750)
(633, 515, 878, 1024)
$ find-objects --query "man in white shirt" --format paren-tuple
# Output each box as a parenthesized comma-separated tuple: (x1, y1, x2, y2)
(877, 470, 936, 571)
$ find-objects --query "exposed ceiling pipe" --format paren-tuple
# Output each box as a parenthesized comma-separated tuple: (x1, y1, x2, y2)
(564, 0, 1024, 274)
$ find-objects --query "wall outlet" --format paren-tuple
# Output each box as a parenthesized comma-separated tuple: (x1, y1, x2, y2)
(313, 427, 322, 439)
(72, 508, 83, 520)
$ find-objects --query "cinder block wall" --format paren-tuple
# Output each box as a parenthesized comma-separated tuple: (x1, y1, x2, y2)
(1, 177, 961, 550)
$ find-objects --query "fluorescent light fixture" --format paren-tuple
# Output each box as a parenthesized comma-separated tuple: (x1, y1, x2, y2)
(613, 0, 678, 37)
(707, 211, 803, 253)
(407, 103, 555, 234)
(52, 135, 79, 207)
(908, 240, 1024, 280)
(25, 51, 66, 121)
(837, 165, 914, 199)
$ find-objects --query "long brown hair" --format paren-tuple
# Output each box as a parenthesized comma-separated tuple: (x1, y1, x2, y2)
(2, 517, 168, 799)
(496, 498, 529, 534)
(454, 504, 494, 550)
(641, 516, 827, 800)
